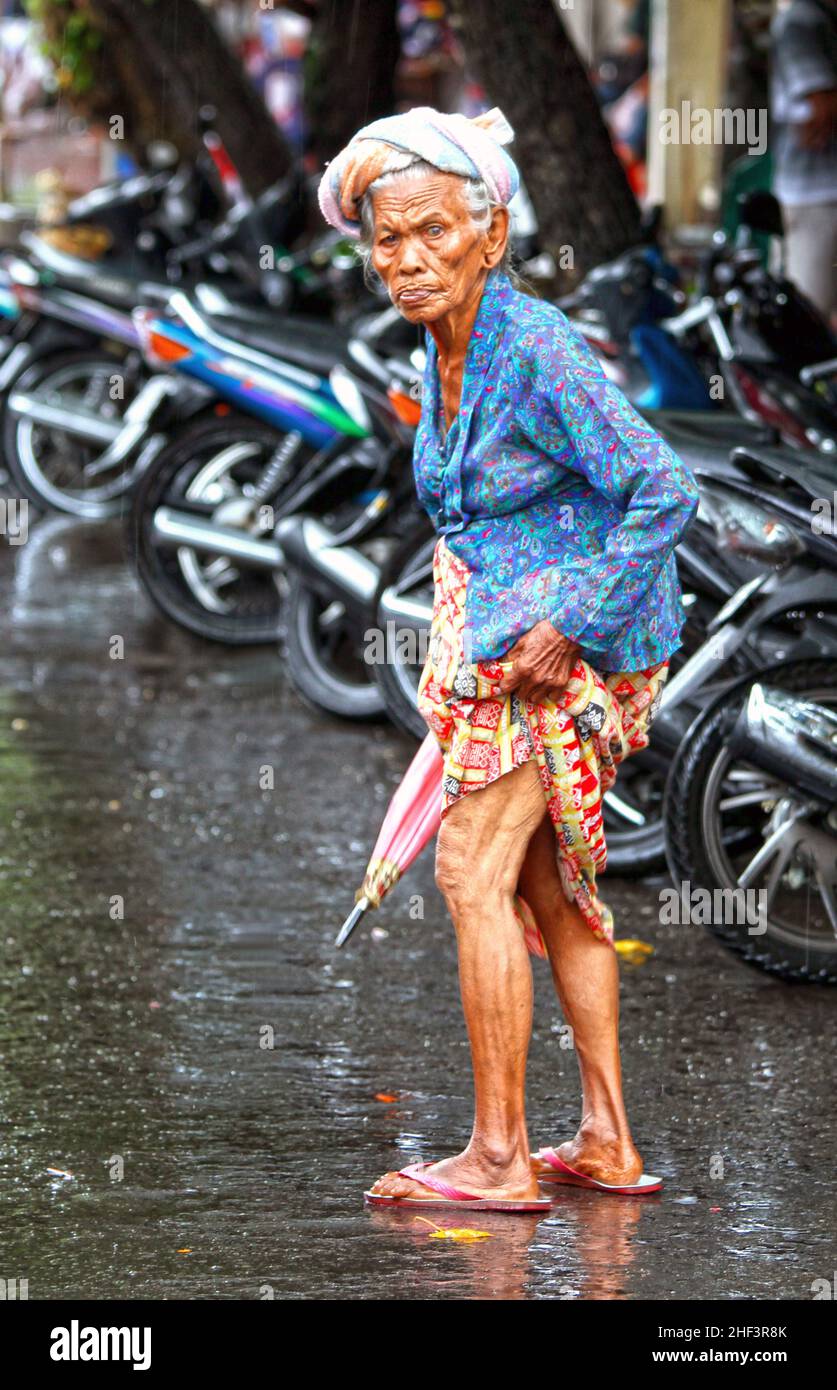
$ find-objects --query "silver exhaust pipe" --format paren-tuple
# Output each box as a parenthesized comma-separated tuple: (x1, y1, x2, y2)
(7, 391, 122, 444)
(727, 683, 837, 803)
(378, 585, 433, 632)
(273, 515, 379, 609)
(151, 506, 284, 569)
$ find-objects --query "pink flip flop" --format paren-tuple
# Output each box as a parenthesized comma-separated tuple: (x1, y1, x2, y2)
(532, 1146, 663, 1195)
(364, 1161, 554, 1212)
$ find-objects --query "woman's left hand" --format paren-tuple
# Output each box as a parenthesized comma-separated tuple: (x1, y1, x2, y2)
(494, 621, 581, 703)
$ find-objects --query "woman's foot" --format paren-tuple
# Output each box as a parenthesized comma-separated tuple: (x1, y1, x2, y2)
(369, 1144, 542, 1202)
(532, 1126, 643, 1186)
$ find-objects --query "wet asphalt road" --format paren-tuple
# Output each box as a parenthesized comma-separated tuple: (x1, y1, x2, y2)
(1, 507, 835, 1302)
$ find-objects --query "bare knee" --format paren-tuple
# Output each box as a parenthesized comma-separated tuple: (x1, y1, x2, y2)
(435, 818, 518, 917)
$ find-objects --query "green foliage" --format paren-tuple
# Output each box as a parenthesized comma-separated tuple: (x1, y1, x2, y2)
(23, 0, 105, 100)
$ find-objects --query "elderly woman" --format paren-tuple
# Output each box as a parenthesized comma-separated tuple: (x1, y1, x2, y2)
(319, 107, 700, 1211)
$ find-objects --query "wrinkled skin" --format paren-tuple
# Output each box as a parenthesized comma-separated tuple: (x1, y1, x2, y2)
(494, 622, 581, 703)
(364, 172, 645, 1208)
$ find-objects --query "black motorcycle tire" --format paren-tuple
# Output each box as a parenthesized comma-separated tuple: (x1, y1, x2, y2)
(369, 521, 436, 740)
(3, 346, 137, 519)
(602, 746, 681, 878)
(127, 413, 286, 645)
(664, 658, 837, 984)
(283, 570, 385, 722)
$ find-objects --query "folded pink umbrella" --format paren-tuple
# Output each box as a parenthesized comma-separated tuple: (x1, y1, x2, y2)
(335, 731, 547, 956)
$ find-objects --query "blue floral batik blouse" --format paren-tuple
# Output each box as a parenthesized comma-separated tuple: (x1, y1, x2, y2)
(411, 265, 701, 672)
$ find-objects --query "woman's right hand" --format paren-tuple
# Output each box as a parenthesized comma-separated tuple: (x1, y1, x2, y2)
(495, 621, 581, 703)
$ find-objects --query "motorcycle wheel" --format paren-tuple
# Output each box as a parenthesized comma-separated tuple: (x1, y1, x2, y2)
(128, 413, 304, 645)
(3, 347, 141, 518)
(601, 750, 677, 876)
(602, 585, 753, 878)
(282, 569, 386, 721)
(369, 522, 436, 739)
(664, 658, 837, 983)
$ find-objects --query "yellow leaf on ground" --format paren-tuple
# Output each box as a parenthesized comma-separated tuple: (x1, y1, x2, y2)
(614, 938, 654, 964)
(412, 1217, 492, 1241)
(428, 1227, 492, 1242)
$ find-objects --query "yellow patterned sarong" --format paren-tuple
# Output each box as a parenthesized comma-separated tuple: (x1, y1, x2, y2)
(416, 536, 669, 951)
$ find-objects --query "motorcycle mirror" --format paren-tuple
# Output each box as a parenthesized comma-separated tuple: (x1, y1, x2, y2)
(737, 190, 784, 238)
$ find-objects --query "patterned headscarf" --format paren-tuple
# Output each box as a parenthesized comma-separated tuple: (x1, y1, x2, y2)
(317, 105, 520, 239)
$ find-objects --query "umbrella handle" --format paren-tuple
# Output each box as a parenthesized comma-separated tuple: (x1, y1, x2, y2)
(334, 895, 370, 948)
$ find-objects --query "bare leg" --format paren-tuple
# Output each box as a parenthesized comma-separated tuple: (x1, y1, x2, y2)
(517, 812, 643, 1185)
(369, 757, 550, 1202)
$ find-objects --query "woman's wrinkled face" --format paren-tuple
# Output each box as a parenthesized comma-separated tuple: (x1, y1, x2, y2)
(369, 171, 508, 324)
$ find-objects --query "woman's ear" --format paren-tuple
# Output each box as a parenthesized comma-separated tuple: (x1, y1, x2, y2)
(483, 205, 510, 269)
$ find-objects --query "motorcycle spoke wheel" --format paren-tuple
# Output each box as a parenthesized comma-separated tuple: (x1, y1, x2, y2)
(283, 575, 385, 721)
(8, 354, 138, 515)
(371, 529, 436, 740)
(701, 706, 837, 951)
(665, 659, 837, 983)
(173, 441, 279, 619)
(129, 416, 304, 644)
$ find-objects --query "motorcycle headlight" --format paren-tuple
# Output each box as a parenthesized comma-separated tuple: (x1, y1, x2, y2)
(697, 486, 806, 566)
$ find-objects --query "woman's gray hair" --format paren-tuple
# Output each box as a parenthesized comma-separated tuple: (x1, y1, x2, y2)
(355, 153, 520, 291)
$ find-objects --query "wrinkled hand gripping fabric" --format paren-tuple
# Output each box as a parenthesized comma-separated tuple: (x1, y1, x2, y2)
(417, 536, 669, 953)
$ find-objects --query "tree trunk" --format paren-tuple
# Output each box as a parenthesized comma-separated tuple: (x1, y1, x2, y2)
(449, 0, 642, 282)
(32, 0, 293, 197)
(303, 0, 400, 166)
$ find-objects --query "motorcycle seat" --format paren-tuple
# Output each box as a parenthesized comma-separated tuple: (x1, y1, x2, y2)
(730, 444, 837, 500)
(202, 307, 355, 377)
(20, 229, 168, 307)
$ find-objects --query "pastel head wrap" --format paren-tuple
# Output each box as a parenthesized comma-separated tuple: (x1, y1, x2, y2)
(317, 105, 520, 239)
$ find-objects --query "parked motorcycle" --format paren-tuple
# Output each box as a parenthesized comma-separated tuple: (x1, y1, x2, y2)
(562, 191, 837, 454)
(557, 243, 715, 411)
(127, 294, 422, 673)
(277, 323, 425, 719)
(0, 114, 371, 521)
(665, 656, 837, 982)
